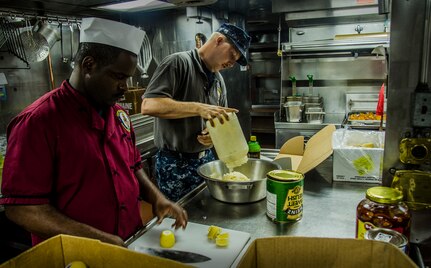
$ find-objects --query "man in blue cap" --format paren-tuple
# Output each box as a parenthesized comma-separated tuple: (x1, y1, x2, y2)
(141, 23, 251, 201)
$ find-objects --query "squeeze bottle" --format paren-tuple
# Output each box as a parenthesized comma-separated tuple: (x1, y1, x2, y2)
(248, 136, 261, 159)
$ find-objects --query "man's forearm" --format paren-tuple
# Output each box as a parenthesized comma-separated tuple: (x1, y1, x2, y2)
(5, 204, 124, 246)
(141, 98, 201, 119)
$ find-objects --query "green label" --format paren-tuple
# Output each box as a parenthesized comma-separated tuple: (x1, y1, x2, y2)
(248, 152, 260, 158)
(267, 177, 304, 222)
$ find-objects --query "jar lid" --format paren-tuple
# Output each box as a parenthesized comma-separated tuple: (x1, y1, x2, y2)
(366, 186, 403, 204)
(267, 170, 304, 182)
(364, 228, 408, 248)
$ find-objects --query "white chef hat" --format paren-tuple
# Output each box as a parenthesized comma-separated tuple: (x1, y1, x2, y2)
(80, 17, 145, 55)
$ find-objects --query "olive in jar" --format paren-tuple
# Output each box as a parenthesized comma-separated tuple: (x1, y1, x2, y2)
(356, 186, 411, 239)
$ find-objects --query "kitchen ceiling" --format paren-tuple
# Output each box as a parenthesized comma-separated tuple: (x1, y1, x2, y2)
(0, 0, 127, 17)
(0, 0, 273, 19)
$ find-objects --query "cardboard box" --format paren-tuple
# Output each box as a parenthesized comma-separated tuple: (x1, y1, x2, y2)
(274, 125, 336, 174)
(0, 235, 190, 268)
(332, 129, 385, 183)
(117, 87, 145, 115)
(237, 236, 417, 268)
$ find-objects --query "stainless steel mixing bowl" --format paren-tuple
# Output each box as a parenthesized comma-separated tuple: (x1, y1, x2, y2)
(197, 159, 281, 203)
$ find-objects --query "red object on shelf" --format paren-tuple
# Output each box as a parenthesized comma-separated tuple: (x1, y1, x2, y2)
(376, 83, 385, 116)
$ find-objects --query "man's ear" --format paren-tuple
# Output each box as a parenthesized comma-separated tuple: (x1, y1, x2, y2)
(215, 35, 224, 46)
(81, 56, 95, 71)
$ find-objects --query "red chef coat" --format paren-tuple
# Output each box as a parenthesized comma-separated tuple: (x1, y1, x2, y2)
(0, 80, 143, 245)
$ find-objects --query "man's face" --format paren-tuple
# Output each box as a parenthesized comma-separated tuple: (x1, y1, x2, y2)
(213, 37, 241, 71)
(83, 52, 137, 109)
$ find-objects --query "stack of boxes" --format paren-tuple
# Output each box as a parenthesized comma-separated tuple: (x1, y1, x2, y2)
(117, 87, 145, 115)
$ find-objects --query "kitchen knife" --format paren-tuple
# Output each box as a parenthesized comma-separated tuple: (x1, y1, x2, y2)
(134, 246, 211, 263)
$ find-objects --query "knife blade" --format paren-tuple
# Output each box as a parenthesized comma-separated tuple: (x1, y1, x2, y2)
(134, 246, 211, 263)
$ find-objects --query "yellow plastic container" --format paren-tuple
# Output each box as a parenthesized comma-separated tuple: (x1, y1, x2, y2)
(206, 112, 248, 169)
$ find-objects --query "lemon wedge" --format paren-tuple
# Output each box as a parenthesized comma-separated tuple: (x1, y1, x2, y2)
(215, 232, 230, 247)
(160, 230, 176, 248)
(207, 225, 222, 240)
(361, 143, 375, 148)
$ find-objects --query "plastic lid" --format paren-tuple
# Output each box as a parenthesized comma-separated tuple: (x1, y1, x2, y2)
(267, 170, 304, 181)
(250, 136, 257, 142)
(366, 186, 403, 204)
(364, 228, 408, 247)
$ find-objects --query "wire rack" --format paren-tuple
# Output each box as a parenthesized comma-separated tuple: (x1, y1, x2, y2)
(0, 17, 29, 66)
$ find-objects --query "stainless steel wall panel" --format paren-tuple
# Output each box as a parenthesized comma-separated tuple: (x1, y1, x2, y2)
(385, 0, 431, 255)
(384, 0, 426, 182)
(289, 23, 389, 43)
(284, 57, 387, 81)
(284, 7, 381, 22)
(273, 0, 379, 13)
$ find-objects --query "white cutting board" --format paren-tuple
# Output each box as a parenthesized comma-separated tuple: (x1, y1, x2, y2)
(128, 218, 250, 268)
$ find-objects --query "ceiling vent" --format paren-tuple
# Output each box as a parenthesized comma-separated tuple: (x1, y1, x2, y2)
(166, 0, 217, 7)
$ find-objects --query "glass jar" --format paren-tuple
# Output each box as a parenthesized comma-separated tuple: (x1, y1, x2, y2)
(356, 186, 411, 239)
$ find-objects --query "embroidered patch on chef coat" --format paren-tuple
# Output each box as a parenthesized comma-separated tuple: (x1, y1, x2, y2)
(117, 110, 131, 132)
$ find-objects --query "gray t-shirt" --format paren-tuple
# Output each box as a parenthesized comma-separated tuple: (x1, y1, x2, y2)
(143, 49, 227, 153)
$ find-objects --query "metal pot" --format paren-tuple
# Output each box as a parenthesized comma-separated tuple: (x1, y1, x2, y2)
(197, 159, 281, 203)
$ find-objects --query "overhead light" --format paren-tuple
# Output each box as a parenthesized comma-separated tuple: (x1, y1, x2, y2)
(95, 0, 176, 12)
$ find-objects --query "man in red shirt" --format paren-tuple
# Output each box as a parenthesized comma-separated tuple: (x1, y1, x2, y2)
(0, 17, 187, 247)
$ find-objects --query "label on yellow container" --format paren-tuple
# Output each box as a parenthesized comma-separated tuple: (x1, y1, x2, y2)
(267, 170, 304, 223)
(283, 185, 303, 220)
(356, 219, 376, 239)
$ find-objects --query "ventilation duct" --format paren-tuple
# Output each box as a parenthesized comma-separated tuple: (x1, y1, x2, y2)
(165, 0, 217, 7)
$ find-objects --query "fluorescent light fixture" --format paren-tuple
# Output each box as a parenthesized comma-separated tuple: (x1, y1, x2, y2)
(95, 0, 176, 12)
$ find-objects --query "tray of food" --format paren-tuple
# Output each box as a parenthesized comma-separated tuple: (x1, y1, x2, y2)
(347, 111, 386, 125)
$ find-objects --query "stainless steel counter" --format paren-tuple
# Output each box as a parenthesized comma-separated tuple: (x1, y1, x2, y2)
(274, 113, 345, 130)
(274, 112, 345, 148)
(122, 157, 375, 267)
(180, 158, 371, 241)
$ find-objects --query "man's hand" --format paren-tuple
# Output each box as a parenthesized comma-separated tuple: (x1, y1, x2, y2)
(197, 129, 212, 146)
(198, 104, 238, 127)
(153, 197, 188, 230)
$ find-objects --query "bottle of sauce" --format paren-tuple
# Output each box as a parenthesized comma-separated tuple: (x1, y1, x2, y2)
(356, 186, 411, 239)
(206, 112, 248, 170)
(248, 136, 261, 159)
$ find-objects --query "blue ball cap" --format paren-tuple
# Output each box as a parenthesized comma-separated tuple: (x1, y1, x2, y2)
(216, 23, 251, 66)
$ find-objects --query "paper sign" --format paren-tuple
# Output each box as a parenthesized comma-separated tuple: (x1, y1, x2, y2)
(0, 73, 8, 85)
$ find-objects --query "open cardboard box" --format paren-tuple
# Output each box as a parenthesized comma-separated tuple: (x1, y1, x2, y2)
(274, 125, 336, 174)
(332, 129, 384, 183)
(0, 234, 190, 268)
(237, 236, 417, 268)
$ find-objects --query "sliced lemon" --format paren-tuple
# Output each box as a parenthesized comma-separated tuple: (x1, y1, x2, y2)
(160, 230, 176, 248)
(207, 225, 222, 240)
(217, 232, 229, 239)
(215, 233, 229, 247)
(361, 143, 375, 148)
